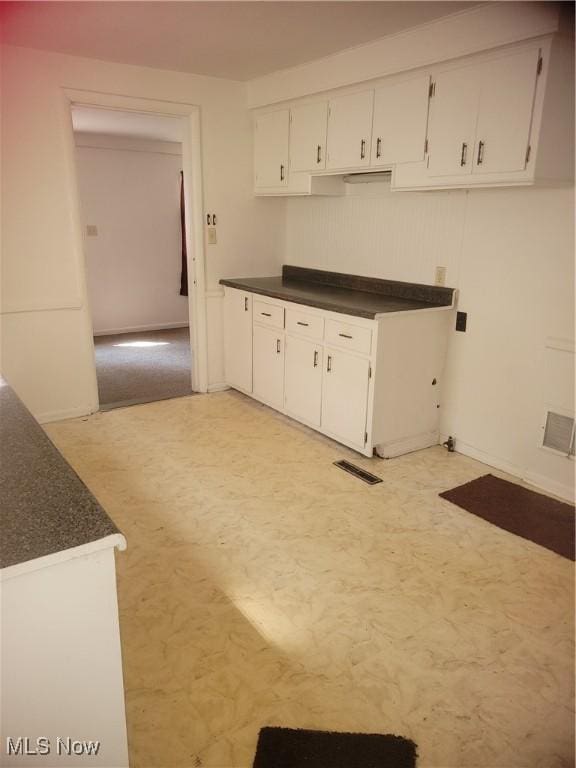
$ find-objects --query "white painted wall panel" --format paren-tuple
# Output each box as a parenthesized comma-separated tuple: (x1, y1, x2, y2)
(285, 181, 466, 287)
(75, 144, 189, 335)
(0, 44, 284, 418)
(284, 181, 575, 500)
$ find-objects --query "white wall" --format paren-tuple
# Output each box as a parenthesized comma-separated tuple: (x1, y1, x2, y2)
(75, 134, 188, 335)
(0, 44, 284, 420)
(284, 181, 575, 500)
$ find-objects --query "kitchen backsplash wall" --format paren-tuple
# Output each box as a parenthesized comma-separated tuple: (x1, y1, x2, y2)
(284, 181, 575, 501)
(284, 180, 468, 288)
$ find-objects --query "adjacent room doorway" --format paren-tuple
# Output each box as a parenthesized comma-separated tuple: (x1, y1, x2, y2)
(69, 101, 205, 410)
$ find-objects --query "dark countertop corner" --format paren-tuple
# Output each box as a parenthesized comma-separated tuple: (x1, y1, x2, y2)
(0, 379, 121, 570)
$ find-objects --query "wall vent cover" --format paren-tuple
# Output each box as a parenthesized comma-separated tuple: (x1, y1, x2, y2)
(543, 411, 575, 456)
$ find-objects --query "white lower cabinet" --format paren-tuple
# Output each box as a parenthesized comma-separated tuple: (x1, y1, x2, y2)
(284, 335, 323, 426)
(321, 348, 370, 448)
(223, 288, 253, 393)
(253, 323, 285, 409)
(222, 287, 452, 458)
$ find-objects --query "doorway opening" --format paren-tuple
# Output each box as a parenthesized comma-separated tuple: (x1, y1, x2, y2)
(71, 105, 197, 410)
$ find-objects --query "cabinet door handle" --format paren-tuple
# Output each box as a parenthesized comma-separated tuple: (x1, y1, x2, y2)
(339, 333, 353, 339)
(261, 312, 272, 317)
(327, 355, 332, 372)
(477, 140, 485, 165)
(460, 142, 468, 167)
(360, 139, 366, 159)
(244, 297, 248, 311)
(376, 137, 382, 159)
(280, 164, 285, 181)
(276, 339, 281, 354)
(297, 321, 309, 327)
(317, 145, 322, 164)
(313, 350, 318, 368)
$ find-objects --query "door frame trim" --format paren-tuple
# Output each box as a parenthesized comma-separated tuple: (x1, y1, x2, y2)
(63, 88, 208, 409)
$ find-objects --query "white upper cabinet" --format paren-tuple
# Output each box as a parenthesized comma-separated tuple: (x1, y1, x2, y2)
(290, 102, 328, 172)
(472, 48, 540, 174)
(254, 109, 289, 189)
(426, 66, 481, 177)
(427, 47, 540, 178)
(371, 75, 431, 166)
(326, 90, 374, 170)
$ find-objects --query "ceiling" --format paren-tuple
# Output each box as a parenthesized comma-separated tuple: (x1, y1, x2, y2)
(0, 1, 480, 82)
(72, 106, 185, 142)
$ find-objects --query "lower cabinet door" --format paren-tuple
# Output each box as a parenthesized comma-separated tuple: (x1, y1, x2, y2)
(284, 335, 323, 426)
(223, 288, 253, 393)
(253, 324, 285, 408)
(321, 348, 370, 447)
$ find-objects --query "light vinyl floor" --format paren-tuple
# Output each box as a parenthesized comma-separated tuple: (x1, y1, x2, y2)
(46, 391, 575, 768)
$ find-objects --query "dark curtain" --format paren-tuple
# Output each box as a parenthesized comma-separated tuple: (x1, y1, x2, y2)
(179, 171, 188, 296)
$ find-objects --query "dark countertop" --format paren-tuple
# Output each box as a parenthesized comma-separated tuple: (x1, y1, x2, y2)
(220, 265, 454, 319)
(0, 379, 121, 570)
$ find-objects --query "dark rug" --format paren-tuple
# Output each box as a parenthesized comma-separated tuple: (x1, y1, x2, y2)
(94, 327, 193, 410)
(440, 473, 575, 561)
(252, 727, 417, 768)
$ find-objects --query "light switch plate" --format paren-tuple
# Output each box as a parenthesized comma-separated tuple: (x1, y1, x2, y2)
(207, 227, 217, 245)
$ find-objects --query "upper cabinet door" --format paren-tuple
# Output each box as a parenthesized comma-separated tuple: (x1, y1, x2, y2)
(472, 48, 540, 175)
(371, 76, 431, 166)
(426, 66, 480, 177)
(254, 110, 289, 189)
(326, 91, 374, 170)
(290, 102, 328, 172)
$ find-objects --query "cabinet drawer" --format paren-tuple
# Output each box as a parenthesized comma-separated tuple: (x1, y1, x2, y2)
(253, 299, 284, 329)
(285, 308, 324, 340)
(325, 318, 372, 355)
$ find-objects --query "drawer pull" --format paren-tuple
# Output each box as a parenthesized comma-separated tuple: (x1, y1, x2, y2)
(339, 333, 353, 339)
(261, 312, 272, 317)
(313, 350, 318, 368)
(297, 321, 309, 327)
(317, 145, 322, 164)
(376, 137, 382, 159)
(360, 139, 366, 159)
(244, 297, 248, 311)
(460, 142, 468, 166)
(276, 339, 281, 354)
(327, 355, 332, 372)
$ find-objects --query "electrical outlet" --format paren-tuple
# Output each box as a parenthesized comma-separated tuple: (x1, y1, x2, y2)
(86, 225, 98, 237)
(207, 227, 217, 245)
(434, 265, 447, 286)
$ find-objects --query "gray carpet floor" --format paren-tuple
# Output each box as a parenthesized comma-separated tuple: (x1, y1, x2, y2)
(94, 327, 193, 410)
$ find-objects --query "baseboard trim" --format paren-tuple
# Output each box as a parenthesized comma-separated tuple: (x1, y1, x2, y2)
(376, 430, 439, 458)
(207, 382, 230, 393)
(441, 434, 575, 503)
(93, 322, 189, 336)
(522, 471, 575, 504)
(37, 405, 94, 424)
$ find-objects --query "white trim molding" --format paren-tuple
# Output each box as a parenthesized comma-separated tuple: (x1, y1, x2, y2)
(93, 322, 189, 337)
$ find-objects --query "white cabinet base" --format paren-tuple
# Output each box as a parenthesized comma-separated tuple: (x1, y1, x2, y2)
(375, 429, 440, 459)
(1, 542, 128, 767)
(222, 286, 454, 459)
